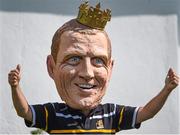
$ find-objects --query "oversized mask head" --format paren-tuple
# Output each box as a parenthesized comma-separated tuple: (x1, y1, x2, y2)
(47, 2, 113, 111)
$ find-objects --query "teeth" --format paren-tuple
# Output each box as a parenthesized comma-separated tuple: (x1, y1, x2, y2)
(78, 84, 94, 89)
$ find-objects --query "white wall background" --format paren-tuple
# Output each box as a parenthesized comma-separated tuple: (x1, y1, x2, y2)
(0, 0, 179, 134)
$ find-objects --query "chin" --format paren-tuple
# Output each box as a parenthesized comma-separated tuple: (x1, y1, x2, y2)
(60, 92, 105, 110)
(77, 98, 102, 110)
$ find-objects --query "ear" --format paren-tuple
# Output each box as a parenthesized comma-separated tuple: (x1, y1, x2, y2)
(47, 55, 56, 79)
(108, 59, 114, 82)
(110, 59, 114, 69)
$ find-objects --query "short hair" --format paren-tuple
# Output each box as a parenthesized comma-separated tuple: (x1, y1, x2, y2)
(51, 19, 111, 63)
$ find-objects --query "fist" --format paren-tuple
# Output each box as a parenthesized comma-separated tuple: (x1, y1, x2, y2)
(165, 68, 179, 91)
(8, 64, 21, 88)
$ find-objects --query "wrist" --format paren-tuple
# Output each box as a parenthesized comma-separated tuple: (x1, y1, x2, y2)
(11, 85, 20, 91)
(162, 86, 172, 94)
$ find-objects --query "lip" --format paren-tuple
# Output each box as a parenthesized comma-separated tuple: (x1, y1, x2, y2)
(75, 83, 97, 92)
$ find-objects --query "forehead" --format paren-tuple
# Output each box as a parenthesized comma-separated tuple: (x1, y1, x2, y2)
(58, 31, 109, 55)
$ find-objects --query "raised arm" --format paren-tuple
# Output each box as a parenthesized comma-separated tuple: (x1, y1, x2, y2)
(136, 68, 179, 124)
(8, 64, 32, 122)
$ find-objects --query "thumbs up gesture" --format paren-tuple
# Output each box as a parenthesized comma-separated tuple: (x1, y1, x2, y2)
(165, 68, 179, 91)
(8, 64, 21, 88)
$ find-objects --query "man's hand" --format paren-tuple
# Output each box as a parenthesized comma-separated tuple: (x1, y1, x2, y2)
(8, 64, 21, 88)
(136, 68, 179, 124)
(8, 64, 32, 121)
(165, 68, 179, 91)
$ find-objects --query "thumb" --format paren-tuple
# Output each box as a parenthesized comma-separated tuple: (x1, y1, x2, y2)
(168, 68, 174, 76)
(167, 68, 171, 75)
(16, 64, 21, 72)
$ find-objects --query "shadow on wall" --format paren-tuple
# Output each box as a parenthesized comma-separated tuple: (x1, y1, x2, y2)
(0, 0, 179, 43)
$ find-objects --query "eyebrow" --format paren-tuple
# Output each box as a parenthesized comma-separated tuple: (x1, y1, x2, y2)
(63, 49, 86, 57)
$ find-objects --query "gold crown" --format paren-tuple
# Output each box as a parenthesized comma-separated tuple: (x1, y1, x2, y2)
(76, 1, 111, 30)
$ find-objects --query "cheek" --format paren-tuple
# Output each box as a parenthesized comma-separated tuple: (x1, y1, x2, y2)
(96, 68, 108, 85)
(58, 66, 77, 86)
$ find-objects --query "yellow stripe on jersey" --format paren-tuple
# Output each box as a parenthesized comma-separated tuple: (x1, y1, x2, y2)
(118, 107, 124, 130)
(50, 129, 116, 134)
(44, 107, 49, 131)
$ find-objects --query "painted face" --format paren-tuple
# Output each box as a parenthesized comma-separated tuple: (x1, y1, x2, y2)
(52, 31, 113, 110)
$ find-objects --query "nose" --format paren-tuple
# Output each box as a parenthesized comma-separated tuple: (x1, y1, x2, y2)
(79, 58, 94, 81)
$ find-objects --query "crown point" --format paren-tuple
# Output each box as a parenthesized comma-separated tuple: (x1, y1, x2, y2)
(96, 3, 101, 9)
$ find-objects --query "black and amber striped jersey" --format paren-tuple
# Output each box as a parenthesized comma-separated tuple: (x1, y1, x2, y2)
(25, 103, 141, 134)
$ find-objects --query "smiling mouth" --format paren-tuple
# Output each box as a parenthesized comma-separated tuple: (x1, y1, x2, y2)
(75, 83, 96, 90)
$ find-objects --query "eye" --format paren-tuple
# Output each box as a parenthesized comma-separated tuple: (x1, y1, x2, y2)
(92, 57, 105, 67)
(66, 56, 81, 65)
